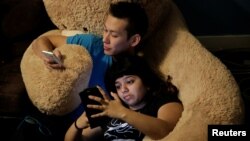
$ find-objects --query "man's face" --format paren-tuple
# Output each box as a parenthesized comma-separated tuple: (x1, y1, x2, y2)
(102, 15, 133, 56)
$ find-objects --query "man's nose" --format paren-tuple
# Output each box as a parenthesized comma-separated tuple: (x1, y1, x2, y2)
(103, 32, 110, 43)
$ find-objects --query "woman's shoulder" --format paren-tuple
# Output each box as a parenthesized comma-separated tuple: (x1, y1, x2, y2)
(159, 93, 181, 103)
(142, 93, 181, 116)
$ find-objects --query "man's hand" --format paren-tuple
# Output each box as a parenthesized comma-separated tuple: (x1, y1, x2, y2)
(42, 50, 65, 69)
(31, 35, 67, 70)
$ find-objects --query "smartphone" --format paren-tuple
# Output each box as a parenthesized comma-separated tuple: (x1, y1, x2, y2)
(80, 87, 110, 128)
(42, 51, 62, 65)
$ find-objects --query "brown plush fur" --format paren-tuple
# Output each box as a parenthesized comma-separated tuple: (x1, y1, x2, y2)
(43, 0, 170, 37)
(21, 0, 245, 140)
(142, 2, 245, 141)
(20, 30, 93, 115)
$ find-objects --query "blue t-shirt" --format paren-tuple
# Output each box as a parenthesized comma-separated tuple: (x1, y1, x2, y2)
(66, 34, 112, 119)
(67, 34, 112, 90)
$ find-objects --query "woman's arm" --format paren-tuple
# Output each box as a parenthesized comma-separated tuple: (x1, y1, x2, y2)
(89, 89, 183, 140)
(64, 112, 103, 141)
(121, 102, 183, 140)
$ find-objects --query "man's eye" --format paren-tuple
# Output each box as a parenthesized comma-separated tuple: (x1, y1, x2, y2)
(103, 29, 108, 33)
(111, 34, 118, 38)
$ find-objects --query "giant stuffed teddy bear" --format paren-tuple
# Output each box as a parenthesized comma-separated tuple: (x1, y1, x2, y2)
(21, 0, 245, 141)
(21, 30, 93, 115)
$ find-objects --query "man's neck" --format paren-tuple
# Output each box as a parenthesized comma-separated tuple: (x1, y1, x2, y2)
(113, 51, 136, 61)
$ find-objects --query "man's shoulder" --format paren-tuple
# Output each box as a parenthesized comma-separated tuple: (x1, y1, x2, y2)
(67, 34, 103, 46)
(68, 33, 101, 39)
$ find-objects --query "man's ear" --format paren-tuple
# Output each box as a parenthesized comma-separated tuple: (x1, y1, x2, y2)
(129, 34, 141, 48)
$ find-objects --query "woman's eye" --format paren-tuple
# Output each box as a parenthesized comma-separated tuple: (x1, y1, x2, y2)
(115, 85, 120, 89)
(126, 79, 134, 84)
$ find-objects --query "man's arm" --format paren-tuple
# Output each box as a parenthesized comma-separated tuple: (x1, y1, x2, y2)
(32, 35, 67, 69)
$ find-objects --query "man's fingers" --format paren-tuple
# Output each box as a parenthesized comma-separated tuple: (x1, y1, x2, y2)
(54, 50, 62, 59)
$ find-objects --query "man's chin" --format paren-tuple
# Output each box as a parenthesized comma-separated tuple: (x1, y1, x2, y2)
(104, 50, 114, 56)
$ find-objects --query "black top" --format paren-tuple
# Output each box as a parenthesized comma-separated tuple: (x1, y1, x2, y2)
(102, 93, 181, 141)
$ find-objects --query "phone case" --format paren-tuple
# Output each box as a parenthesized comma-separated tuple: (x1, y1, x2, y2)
(80, 87, 110, 128)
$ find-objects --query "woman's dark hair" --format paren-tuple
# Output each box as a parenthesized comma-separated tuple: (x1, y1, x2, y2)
(105, 55, 178, 100)
(108, 2, 148, 40)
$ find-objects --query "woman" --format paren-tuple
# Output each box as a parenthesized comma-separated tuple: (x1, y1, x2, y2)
(64, 55, 183, 141)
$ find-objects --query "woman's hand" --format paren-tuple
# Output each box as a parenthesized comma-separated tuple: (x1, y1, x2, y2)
(75, 112, 90, 129)
(65, 112, 92, 141)
(87, 86, 128, 119)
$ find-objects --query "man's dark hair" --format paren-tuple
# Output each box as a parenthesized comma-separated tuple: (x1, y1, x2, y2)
(109, 2, 149, 40)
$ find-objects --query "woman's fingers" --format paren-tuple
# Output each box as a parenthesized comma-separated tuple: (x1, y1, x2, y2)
(88, 95, 108, 105)
(111, 92, 120, 102)
(96, 85, 111, 100)
(87, 104, 107, 118)
(87, 104, 106, 110)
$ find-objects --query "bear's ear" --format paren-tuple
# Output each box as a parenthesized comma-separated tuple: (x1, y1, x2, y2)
(20, 30, 93, 116)
(43, 0, 171, 36)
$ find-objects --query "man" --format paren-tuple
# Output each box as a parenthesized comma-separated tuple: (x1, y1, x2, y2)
(29, 2, 149, 140)
(32, 2, 149, 91)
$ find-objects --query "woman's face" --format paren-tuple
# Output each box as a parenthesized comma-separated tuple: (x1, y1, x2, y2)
(115, 75, 148, 110)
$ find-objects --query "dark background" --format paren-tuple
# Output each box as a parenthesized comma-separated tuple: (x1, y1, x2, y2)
(174, 0, 250, 36)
